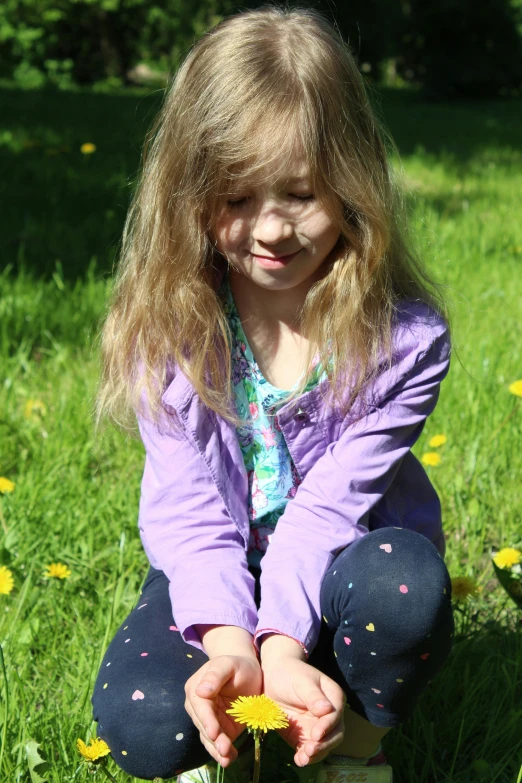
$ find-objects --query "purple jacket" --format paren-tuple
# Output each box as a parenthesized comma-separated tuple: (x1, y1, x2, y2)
(137, 301, 450, 655)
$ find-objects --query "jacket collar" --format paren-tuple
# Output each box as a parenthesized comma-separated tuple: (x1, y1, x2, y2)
(161, 366, 333, 425)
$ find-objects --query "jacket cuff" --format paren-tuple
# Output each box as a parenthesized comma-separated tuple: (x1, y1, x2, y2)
(176, 610, 258, 653)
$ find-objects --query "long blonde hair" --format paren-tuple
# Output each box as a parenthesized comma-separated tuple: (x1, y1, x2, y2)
(97, 5, 447, 429)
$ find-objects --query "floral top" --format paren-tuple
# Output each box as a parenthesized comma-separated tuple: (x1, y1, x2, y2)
(220, 276, 327, 567)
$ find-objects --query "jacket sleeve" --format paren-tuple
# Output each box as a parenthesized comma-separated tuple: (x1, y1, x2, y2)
(255, 309, 451, 655)
(137, 412, 258, 651)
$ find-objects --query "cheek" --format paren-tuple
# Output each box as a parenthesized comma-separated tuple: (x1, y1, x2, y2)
(306, 214, 340, 247)
(213, 217, 246, 251)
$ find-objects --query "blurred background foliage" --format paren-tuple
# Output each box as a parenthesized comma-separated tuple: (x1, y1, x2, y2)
(1, 0, 522, 98)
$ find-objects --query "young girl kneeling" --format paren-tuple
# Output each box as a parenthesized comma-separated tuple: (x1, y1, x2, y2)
(93, 7, 454, 782)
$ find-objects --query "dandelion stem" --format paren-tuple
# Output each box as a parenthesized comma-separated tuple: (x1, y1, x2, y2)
(0, 644, 8, 775)
(487, 401, 518, 444)
(0, 500, 7, 536)
(253, 733, 261, 783)
(100, 763, 119, 783)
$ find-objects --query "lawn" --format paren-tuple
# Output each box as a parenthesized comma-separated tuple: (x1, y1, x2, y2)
(0, 82, 521, 782)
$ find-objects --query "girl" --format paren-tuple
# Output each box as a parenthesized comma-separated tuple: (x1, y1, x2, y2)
(93, 6, 454, 783)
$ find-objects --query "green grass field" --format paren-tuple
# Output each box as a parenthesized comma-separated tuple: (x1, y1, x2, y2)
(0, 83, 521, 782)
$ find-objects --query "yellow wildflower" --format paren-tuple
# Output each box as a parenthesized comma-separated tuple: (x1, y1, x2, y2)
(44, 563, 71, 579)
(226, 695, 289, 733)
(0, 566, 14, 595)
(24, 398, 47, 421)
(428, 434, 447, 448)
(451, 576, 479, 603)
(493, 548, 522, 570)
(509, 380, 522, 397)
(80, 143, 96, 155)
(76, 737, 110, 763)
(0, 478, 15, 494)
(421, 452, 441, 467)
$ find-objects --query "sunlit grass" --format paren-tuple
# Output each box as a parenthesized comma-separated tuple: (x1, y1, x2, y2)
(0, 86, 521, 782)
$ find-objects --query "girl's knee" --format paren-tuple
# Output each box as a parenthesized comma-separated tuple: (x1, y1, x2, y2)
(339, 527, 449, 587)
(323, 527, 452, 638)
(93, 686, 204, 779)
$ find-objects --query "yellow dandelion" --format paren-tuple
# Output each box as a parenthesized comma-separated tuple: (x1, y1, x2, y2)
(451, 576, 479, 603)
(76, 737, 110, 763)
(493, 547, 522, 570)
(43, 563, 71, 579)
(428, 434, 447, 448)
(421, 452, 441, 467)
(0, 478, 15, 494)
(509, 380, 522, 397)
(80, 142, 96, 155)
(0, 566, 14, 595)
(24, 398, 47, 421)
(226, 695, 289, 733)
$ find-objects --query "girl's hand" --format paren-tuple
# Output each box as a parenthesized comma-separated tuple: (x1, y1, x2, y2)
(262, 656, 345, 767)
(184, 654, 262, 767)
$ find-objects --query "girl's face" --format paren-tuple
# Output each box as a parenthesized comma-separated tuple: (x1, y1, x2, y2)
(212, 153, 341, 295)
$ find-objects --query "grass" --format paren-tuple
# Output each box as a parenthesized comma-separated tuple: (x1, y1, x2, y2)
(0, 83, 522, 782)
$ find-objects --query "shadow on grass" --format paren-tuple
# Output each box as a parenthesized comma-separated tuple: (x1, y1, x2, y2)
(391, 611, 522, 783)
(1, 84, 521, 282)
(377, 88, 522, 170)
(0, 84, 163, 280)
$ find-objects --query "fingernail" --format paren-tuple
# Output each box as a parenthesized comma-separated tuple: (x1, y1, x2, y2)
(199, 682, 214, 692)
(315, 700, 332, 709)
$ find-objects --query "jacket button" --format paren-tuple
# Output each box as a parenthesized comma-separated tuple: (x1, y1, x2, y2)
(294, 408, 307, 421)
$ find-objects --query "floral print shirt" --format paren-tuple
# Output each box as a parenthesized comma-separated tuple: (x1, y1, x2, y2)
(220, 276, 326, 568)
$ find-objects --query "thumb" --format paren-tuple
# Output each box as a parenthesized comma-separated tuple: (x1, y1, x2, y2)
(299, 682, 335, 717)
(196, 660, 235, 698)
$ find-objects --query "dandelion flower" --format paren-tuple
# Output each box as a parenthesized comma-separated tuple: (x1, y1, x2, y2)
(451, 576, 479, 603)
(421, 452, 441, 467)
(80, 143, 96, 155)
(44, 563, 71, 579)
(24, 398, 47, 421)
(76, 738, 110, 763)
(508, 380, 522, 397)
(493, 548, 522, 570)
(226, 695, 289, 733)
(0, 566, 14, 595)
(428, 434, 447, 448)
(0, 478, 15, 494)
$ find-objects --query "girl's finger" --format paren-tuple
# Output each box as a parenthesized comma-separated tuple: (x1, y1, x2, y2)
(199, 732, 224, 765)
(304, 722, 345, 762)
(320, 676, 346, 715)
(310, 707, 343, 742)
(191, 696, 222, 741)
(199, 732, 236, 768)
(184, 694, 220, 748)
(195, 661, 235, 698)
(290, 673, 335, 718)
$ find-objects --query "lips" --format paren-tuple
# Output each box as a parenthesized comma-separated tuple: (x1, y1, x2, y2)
(250, 250, 300, 261)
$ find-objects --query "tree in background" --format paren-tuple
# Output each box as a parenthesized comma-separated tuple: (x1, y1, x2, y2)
(0, 0, 232, 90)
(396, 0, 522, 98)
(1, 0, 522, 97)
(317, 0, 404, 83)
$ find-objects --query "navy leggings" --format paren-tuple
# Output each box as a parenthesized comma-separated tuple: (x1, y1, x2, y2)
(92, 528, 454, 780)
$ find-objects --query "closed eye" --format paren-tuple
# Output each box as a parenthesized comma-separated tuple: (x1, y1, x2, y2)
(226, 197, 249, 207)
(226, 194, 315, 207)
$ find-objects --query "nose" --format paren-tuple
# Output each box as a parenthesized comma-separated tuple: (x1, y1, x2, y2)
(251, 206, 294, 245)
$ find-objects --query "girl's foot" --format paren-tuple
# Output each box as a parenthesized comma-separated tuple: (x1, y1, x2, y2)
(294, 745, 393, 783)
